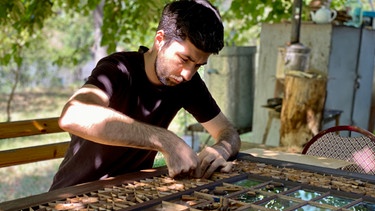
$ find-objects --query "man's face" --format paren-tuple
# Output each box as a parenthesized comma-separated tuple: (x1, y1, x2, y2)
(154, 39, 211, 86)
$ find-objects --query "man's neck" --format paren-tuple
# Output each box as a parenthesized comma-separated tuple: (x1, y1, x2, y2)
(143, 48, 161, 86)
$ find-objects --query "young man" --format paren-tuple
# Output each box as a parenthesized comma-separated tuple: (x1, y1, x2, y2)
(49, 0, 241, 190)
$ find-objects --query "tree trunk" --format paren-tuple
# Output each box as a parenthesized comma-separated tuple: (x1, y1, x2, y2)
(93, 0, 107, 63)
(280, 74, 327, 147)
(6, 65, 21, 122)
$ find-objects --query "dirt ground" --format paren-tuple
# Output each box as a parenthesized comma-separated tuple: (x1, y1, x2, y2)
(0, 90, 73, 202)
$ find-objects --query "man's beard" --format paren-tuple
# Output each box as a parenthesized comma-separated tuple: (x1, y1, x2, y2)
(154, 54, 173, 86)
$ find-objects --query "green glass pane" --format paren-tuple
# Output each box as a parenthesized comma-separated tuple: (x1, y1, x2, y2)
(232, 191, 266, 203)
(233, 179, 262, 188)
(296, 204, 332, 211)
(288, 189, 322, 201)
(349, 201, 375, 211)
(260, 198, 300, 210)
(317, 195, 354, 207)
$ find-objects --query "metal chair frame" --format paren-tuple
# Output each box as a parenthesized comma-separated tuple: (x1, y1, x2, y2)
(302, 125, 375, 175)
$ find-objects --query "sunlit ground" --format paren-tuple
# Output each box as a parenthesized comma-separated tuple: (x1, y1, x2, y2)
(0, 159, 62, 202)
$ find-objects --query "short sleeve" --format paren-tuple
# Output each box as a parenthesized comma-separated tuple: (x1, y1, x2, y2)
(181, 74, 221, 123)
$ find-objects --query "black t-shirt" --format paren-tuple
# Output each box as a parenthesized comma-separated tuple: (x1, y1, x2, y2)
(50, 49, 220, 190)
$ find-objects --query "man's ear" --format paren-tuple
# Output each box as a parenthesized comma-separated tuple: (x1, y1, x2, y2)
(155, 30, 165, 50)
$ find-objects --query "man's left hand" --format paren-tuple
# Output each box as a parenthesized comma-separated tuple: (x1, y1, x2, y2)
(193, 145, 233, 178)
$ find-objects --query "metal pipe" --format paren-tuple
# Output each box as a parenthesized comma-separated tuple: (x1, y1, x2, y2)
(291, 0, 303, 44)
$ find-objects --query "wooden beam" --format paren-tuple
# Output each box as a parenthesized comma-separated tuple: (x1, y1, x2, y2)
(0, 117, 63, 139)
(0, 142, 69, 168)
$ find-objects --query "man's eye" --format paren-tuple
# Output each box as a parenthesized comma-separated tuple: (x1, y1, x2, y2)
(180, 58, 188, 63)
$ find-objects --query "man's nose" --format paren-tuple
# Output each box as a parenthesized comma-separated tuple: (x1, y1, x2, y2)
(180, 68, 196, 81)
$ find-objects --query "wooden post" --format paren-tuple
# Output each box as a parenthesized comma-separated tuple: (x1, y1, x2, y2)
(280, 73, 327, 147)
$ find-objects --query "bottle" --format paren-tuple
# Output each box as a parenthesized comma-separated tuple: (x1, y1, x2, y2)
(345, 0, 363, 27)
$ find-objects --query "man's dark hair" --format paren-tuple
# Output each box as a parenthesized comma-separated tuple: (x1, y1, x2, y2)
(157, 0, 224, 54)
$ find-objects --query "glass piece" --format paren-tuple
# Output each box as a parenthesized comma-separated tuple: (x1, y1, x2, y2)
(317, 195, 354, 207)
(349, 201, 375, 211)
(260, 197, 300, 210)
(288, 189, 322, 201)
(296, 204, 332, 211)
(233, 179, 262, 188)
(232, 191, 266, 203)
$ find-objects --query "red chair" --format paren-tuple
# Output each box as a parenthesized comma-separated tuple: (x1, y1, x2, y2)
(302, 125, 375, 175)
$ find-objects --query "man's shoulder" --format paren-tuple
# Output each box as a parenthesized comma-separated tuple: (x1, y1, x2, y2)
(108, 50, 142, 60)
(108, 46, 148, 58)
(96, 50, 144, 69)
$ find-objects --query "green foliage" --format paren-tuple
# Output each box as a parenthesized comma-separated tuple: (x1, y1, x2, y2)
(217, 0, 296, 45)
(45, 10, 94, 67)
(100, 0, 168, 52)
(1, 0, 351, 63)
(52, 0, 100, 15)
(0, 0, 351, 92)
(0, 1, 54, 70)
(0, 0, 53, 34)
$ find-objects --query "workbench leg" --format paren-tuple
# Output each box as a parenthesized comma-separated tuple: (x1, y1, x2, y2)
(262, 115, 273, 144)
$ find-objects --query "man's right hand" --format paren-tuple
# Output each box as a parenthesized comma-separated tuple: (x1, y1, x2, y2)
(161, 138, 199, 178)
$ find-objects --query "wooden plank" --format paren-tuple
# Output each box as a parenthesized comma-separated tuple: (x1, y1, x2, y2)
(0, 141, 70, 168)
(0, 117, 63, 139)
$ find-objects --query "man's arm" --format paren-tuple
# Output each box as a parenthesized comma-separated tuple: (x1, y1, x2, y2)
(59, 84, 199, 177)
(194, 112, 241, 178)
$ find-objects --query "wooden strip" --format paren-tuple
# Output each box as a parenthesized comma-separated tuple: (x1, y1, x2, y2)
(0, 141, 70, 168)
(0, 117, 63, 139)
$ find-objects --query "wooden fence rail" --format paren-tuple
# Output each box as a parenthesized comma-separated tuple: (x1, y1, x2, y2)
(0, 117, 69, 168)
